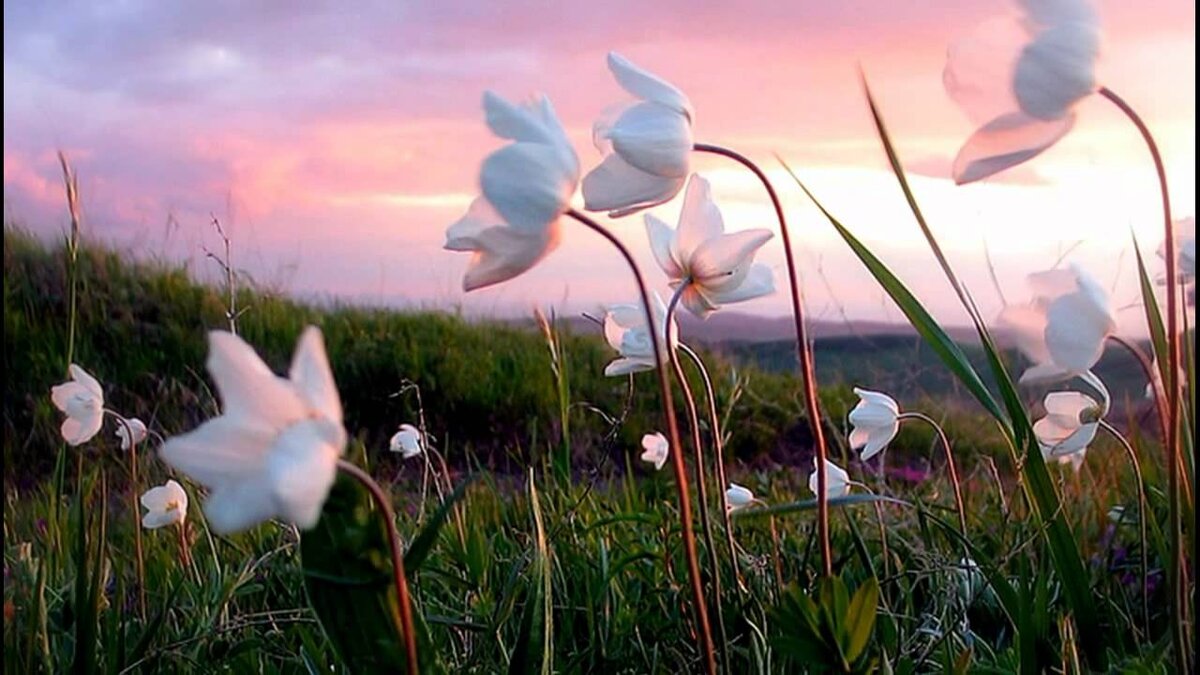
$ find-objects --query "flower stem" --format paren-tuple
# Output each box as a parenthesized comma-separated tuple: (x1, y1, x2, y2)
(897, 412, 967, 537)
(335, 459, 419, 675)
(1098, 420, 1151, 632)
(665, 286, 730, 667)
(679, 342, 745, 591)
(110, 412, 147, 622)
(1098, 85, 1189, 672)
(694, 142, 833, 577)
(567, 208, 716, 675)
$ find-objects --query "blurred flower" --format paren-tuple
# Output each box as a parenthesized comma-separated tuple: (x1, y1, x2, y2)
(1157, 216, 1196, 286)
(1034, 389, 1103, 464)
(1107, 504, 1134, 526)
(998, 264, 1115, 384)
(954, 557, 987, 606)
(725, 483, 754, 511)
(640, 432, 669, 471)
(160, 327, 347, 534)
(116, 417, 148, 450)
(646, 174, 775, 318)
(848, 388, 900, 461)
(808, 459, 851, 499)
(583, 52, 693, 217)
(602, 291, 674, 376)
(51, 364, 104, 446)
(944, 0, 1100, 183)
(389, 424, 423, 459)
(140, 480, 188, 529)
(446, 91, 579, 291)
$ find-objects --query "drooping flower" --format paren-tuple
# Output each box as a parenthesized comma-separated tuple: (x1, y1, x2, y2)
(640, 432, 669, 471)
(51, 364, 105, 446)
(944, 0, 1100, 183)
(645, 174, 774, 318)
(389, 424, 423, 459)
(159, 327, 348, 534)
(808, 458, 851, 499)
(725, 483, 754, 511)
(140, 480, 188, 529)
(116, 417, 148, 450)
(1033, 390, 1102, 461)
(848, 388, 900, 461)
(602, 291, 675, 376)
(998, 264, 1115, 384)
(583, 52, 694, 217)
(445, 91, 580, 292)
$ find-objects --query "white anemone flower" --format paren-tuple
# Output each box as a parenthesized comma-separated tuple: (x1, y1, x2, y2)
(725, 483, 755, 511)
(646, 174, 775, 318)
(640, 432, 669, 471)
(583, 52, 694, 217)
(944, 0, 1100, 183)
(1034, 390, 1102, 462)
(998, 264, 1115, 384)
(389, 424, 423, 459)
(808, 459, 851, 499)
(140, 480, 188, 529)
(116, 417, 148, 450)
(160, 326, 348, 534)
(51, 364, 105, 446)
(602, 291, 674, 376)
(848, 388, 901, 461)
(445, 91, 579, 291)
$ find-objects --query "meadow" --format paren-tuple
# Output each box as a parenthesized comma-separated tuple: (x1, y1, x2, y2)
(3, 10, 1196, 673)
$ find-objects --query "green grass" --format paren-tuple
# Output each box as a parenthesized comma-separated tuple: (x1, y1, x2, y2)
(2, 227, 1179, 672)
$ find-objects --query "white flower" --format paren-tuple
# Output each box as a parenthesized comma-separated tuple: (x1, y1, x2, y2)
(116, 417, 148, 450)
(583, 52, 694, 217)
(725, 483, 755, 510)
(159, 327, 348, 534)
(602, 291, 674, 376)
(50, 364, 105, 446)
(1033, 390, 1101, 460)
(848, 388, 900, 461)
(389, 424, 423, 459)
(954, 557, 986, 606)
(645, 174, 775, 318)
(640, 432, 669, 471)
(808, 459, 851, 499)
(997, 264, 1115, 384)
(445, 92, 579, 291)
(944, 0, 1100, 183)
(1157, 216, 1196, 285)
(140, 480, 188, 529)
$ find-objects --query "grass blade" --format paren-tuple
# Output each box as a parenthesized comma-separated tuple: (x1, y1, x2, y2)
(404, 474, 478, 575)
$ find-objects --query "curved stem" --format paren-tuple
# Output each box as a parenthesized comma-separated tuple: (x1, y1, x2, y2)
(898, 412, 967, 537)
(695, 142, 833, 577)
(336, 459, 419, 675)
(567, 209, 716, 675)
(665, 287, 730, 666)
(1099, 420, 1151, 632)
(680, 342, 745, 591)
(1098, 86, 1188, 672)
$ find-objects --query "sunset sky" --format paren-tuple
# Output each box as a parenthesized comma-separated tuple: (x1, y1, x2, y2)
(4, 0, 1194, 335)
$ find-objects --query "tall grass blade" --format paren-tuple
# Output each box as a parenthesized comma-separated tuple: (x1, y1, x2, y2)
(508, 471, 552, 675)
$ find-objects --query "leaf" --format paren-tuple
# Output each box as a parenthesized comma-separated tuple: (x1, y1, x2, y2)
(731, 493, 909, 520)
(844, 578, 879, 663)
(404, 474, 479, 575)
(508, 471, 552, 675)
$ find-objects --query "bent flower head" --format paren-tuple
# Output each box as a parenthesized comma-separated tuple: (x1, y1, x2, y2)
(602, 291, 674, 376)
(116, 417, 148, 451)
(725, 483, 754, 511)
(640, 432, 669, 471)
(1034, 389, 1101, 461)
(998, 263, 1115, 384)
(160, 326, 348, 534)
(809, 459, 851, 499)
(140, 480, 188, 529)
(389, 424, 423, 459)
(646, 174, 775, 318)
(51, 364, 105, 446)
(848, 388, 900, 461)
(944, 0, 1100, 183)
(583, 52, 694, 217)
(445, 91, 579, 292)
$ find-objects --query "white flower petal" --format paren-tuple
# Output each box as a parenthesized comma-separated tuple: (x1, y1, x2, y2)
(674, 175, 725, 264)
(1044, 291, 1111, 373)
(482, 90, 554, 145)
(1043, 390, 1094, 418)
(581, 153, 685, 217)
(68, 364, 104, 400)
(289, 326, 343, 424)
(645, 214, 684, 279)
(809, 459, 851, 498)
(481, 143, 575, 234)
(267, 420, 345, 530)
(604, 357, 655, 377)
(1014, 23, 1098, 121)
(952, 111, 1075, 185)
(459, 222, 560, 292)
(608, 102, 693, 178)
(607, 52, 693, 118)
(160, 416, 275, 487)
(725, 483, 754, 510)
(706, 263, 775, 305)
(206, 331, 306, 429)
(204, 478, 281, 535)
(689, 229, 774, 283)
(640, 432, 669, 471)
(445, 197, 502, 251)
(61, 412, 103, 447)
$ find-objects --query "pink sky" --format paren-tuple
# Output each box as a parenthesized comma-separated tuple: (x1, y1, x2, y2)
(4, 0, 1194, 335)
